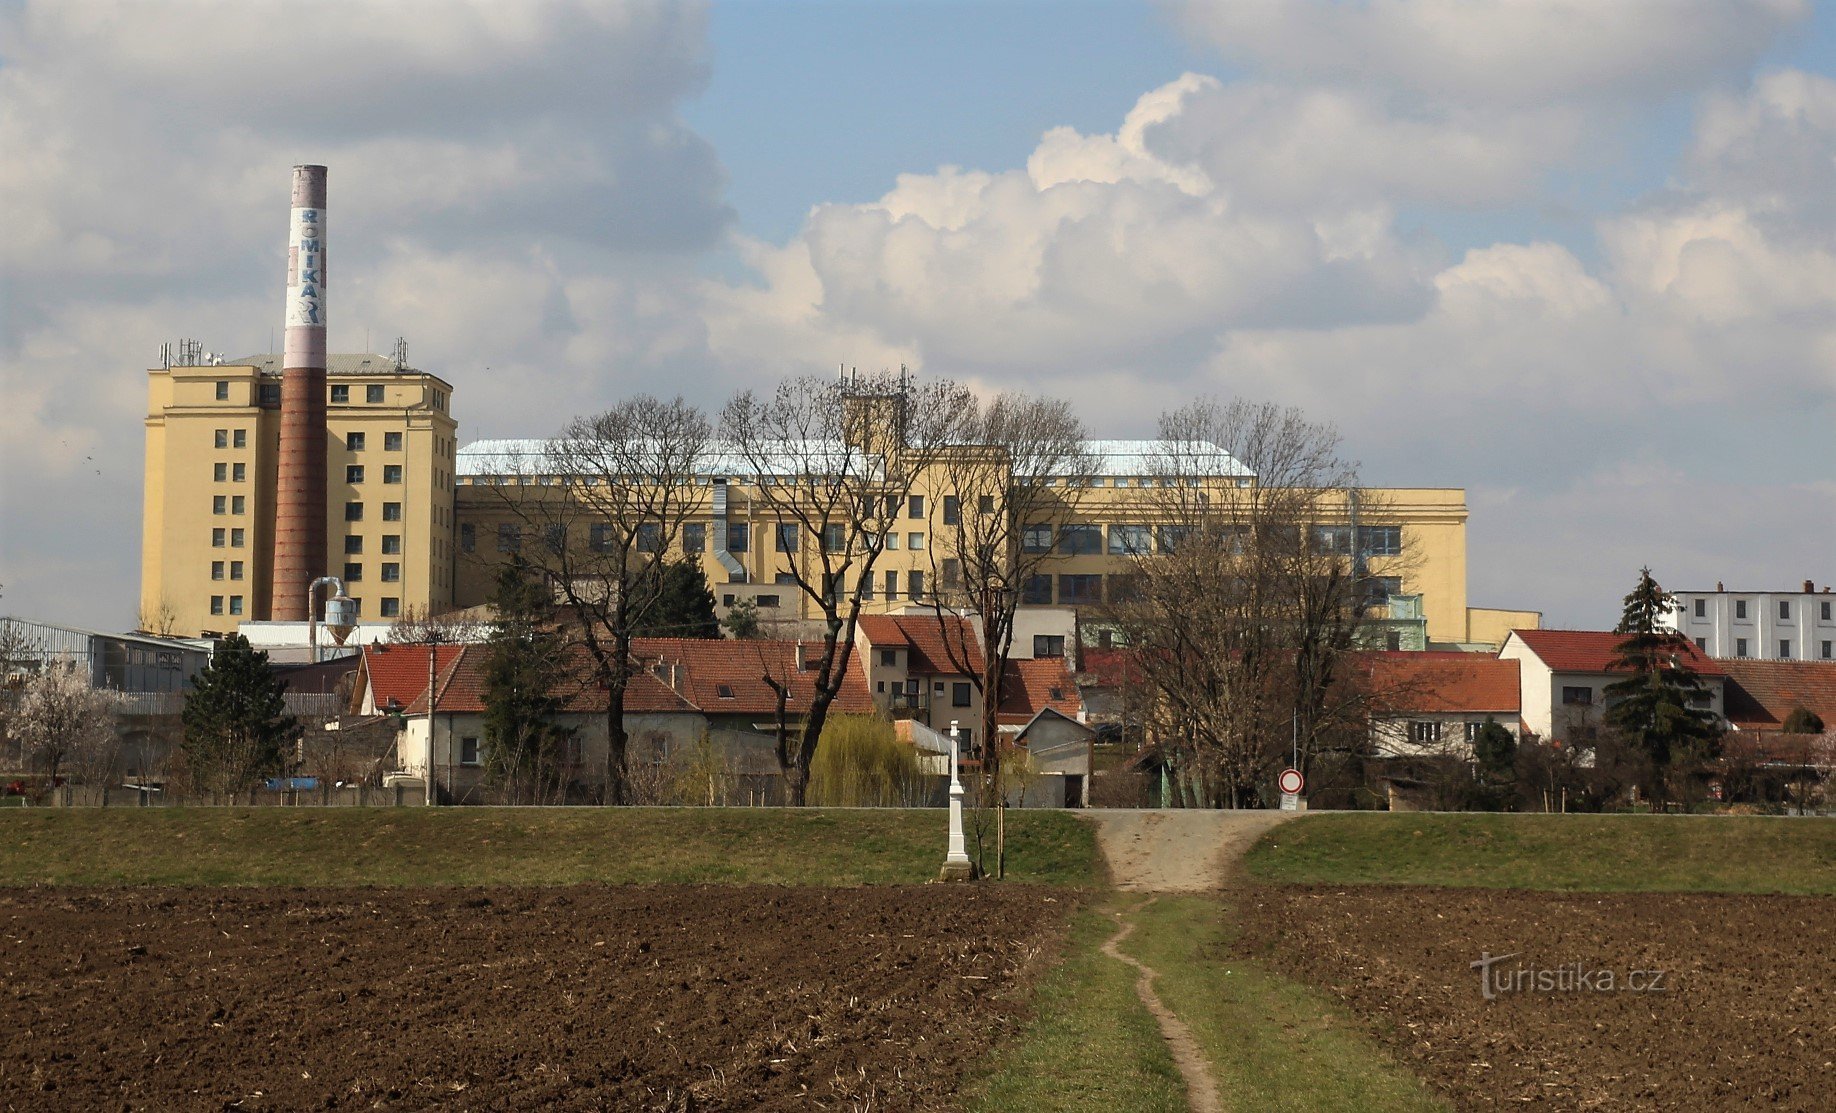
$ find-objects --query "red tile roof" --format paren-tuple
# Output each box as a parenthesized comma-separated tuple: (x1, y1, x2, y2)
(1361, 652, 1520, 715)
(360, 644, 697, 716)
(1717, 659, 1836, 730)
(1511, 629, 1726, 677)
(628, 637, 874, 716)
(856, 614, 981, 676)
(359, 644, 467, 714)
(998, 657, 1083, 724)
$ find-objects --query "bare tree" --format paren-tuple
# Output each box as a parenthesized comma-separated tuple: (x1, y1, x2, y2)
(385, 604, 489, 646)
(1107, 399, 1387, 807)
(472, 397, 712, 804)
(720, 370, 969, 805)
(136, 597, 180, 638)
(921, 392, 1097, 876)
(15, 660, 122, 785)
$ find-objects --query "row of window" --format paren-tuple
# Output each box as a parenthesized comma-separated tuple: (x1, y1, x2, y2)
(213, 462, 247, 483)
(1017, 523, 1404, 557)
(212, 429, 247, 449)
(1719, 636, 1834, 660)
(210, 528, 245, 547)
(345, 431, 405, 452)
(344, 502, 404, 521)
(212, 495, 245, 515)
(341, 562, 403, 583)
(344, 535, 403, 554)
(210, 561, 244, 581)
(330, 384, 389, 404)
(343, 465, 404, 484)
(1703, 598, 1835, 622)
(1407, 721, 1497, 744)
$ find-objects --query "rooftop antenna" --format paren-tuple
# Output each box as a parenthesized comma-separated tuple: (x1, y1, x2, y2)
(393, 336, 409, 369)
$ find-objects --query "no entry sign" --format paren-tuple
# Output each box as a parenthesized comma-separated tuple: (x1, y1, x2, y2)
(1278, 767, 1305, 796)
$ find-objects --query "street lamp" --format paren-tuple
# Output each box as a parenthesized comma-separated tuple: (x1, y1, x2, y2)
(940, 719, 975, 880)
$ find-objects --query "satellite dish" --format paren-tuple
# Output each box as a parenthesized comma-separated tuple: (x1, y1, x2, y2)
(324, 594, 358, 645)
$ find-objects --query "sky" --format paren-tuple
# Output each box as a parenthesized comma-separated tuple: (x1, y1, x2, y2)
(1, 0, 1832, 632)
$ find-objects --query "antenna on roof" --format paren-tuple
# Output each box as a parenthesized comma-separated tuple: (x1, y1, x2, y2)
(392, 336, 408, 369)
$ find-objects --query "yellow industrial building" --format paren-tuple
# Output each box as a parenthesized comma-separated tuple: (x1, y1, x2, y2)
(140, 352, 458, 635)
(143, 362, 1534, 646)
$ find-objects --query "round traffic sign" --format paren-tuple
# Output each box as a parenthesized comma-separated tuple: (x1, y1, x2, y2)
(1278, 768, 1305, 795)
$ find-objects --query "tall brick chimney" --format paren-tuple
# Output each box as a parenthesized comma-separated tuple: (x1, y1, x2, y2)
(271, 165, 328, 621)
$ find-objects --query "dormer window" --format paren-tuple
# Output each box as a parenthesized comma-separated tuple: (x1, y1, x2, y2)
(716, 684, 735, 699)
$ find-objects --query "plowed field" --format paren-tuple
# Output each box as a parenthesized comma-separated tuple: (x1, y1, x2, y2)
(0, 885, 1068, 1111)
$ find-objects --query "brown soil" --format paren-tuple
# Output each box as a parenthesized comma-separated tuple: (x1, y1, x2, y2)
(1237, 885, 1836, 1110)
(0, 884, 1069, 1111)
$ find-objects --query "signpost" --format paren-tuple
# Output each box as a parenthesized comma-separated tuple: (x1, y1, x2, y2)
(1278, 767, 1305, 812)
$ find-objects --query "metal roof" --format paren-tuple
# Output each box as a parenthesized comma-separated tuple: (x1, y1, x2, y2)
(227, 353, 423, 376)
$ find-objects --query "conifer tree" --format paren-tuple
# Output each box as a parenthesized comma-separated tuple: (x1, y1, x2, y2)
(1605, 568, 1721, 810)
(480, 558, 575, 803)
(629, 559, 720, 638)
(181, 634, 296, 794)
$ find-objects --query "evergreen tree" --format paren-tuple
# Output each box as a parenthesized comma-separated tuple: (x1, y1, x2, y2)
(629, 559, 720, 638)
(1472, 716, 1517, 778)
(721, 597, 763, 639)
(481, 558, 576, 803)
(181, 634, 297, 795)
(1605, 568, 1721, 810)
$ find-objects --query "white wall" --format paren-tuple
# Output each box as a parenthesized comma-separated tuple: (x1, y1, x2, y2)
(1665, 590, 1836, 662)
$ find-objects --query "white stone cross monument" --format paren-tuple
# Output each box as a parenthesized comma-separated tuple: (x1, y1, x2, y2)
(940, 719, 976, 880)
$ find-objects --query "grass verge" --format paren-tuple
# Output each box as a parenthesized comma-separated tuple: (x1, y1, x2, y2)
(1123, 895, 1450, 1113)
(963, 899, 1188, 1113)
(1246, 812, 1836, 894)
(0, 807, 1100, 888)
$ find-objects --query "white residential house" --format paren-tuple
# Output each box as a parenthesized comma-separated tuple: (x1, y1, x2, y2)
(1499, 629, 1727, 742)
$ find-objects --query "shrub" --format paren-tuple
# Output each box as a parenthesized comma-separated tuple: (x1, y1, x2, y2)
(807, 715, 923, 807)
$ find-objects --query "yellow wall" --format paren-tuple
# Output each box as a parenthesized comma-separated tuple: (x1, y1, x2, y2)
(1465, 607, 1543, 649)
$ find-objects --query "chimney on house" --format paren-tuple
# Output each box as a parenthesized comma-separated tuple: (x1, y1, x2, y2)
(794, 643, 806, 671)
(1805, 579, 1815, 593)
(1716, 581, 1725, 592)
(270, 165, 328, 620)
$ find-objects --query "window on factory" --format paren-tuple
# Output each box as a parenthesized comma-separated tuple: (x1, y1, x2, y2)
(776, 523, 800, 553)
(1735, 600, 1748, 619)
(382, 502, 402, 522)
(228, 596, 243, 616)
(544, 525, 567, 554)
(214, 429, 228, 449)
(1313, 525, 1354, 554)
(727, 521, 749, 553)
(233, 429, 246, 449)
(1358, 526, 1403, 556)
(212, 495, 226, 515)
(230, 561, 243, 581)
(230, 528, 245, 547)
(497, 523, 520, 553)
(330, 385, 349, 403)
(1780, 601, 1792, 620)
(215, 381, 229, 400)
(231, 496, 244, 515)
(907, 570, 926, 599)
(682, 523, 705, 552)
(1736, 638, 1749, 657)
(384, 465, 402, 484)
(953, 682, 972, 707)
(1020, 524, 1052, 553)
(345, 502, 363, 521)
(774, 572, 798, 587)
(1561, 686, 1592, 705)
(211, 561, 225, 580)
(384, 431, 403, 451)
(824, 523, 846, 553)
(1021, 575, 1053, 604)
(884, 570, 899, 599)
(1694, 598, 1706, 618)
(907, 532, 924, 550)
(343, 563, 362, 582)
(259, 383, 280, 406)
(344, 536, 363, 554)
(232, 463, 245, 482)
(1822, 641, 1832, 659)
(942, 558, 960, 587)
(756, 594, 781, 608)
(1779, 640, 1792, 659)
(637, 523, 663, 553)
(942, 496, 960, 525)
(347, 432, 365, 451)
(209, 596, 224, 615)
(882, 531, 899, 551)
(908, 495, 925, 519)
(346, 465, 364, 484)
(366, 385, 385, 403)
(860, 573, 874, 600)
(212, 528, 226, 548)
(382, 535, 401, 555)
(1108, 574, 1144, 603)
(1058, 524, 1101, 555)
(380, 598, 401, 618)
(1108, 525, 1152, 556)
(459, 523, 475, 553)
(214, 462, 227, 482)
(381, 563, 400, 583)
(978, 494, 995, 514)
(1058, 574, 1103, 605)
(587, 523, 613, 553)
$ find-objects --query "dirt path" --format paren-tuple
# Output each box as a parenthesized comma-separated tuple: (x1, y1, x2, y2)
(1087, 808, 1294, 891)
(1086, 809, 1296, 1113)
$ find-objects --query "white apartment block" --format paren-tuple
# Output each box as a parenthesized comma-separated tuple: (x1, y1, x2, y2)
(1665, 581, 1836, 662)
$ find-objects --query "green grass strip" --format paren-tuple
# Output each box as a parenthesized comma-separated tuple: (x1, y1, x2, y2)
(1245, 812, 1836, 894)
(0, 807, 1100, 888)
(964, 900, 1188, 1113)
(1123, 895, 1450, 1113)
